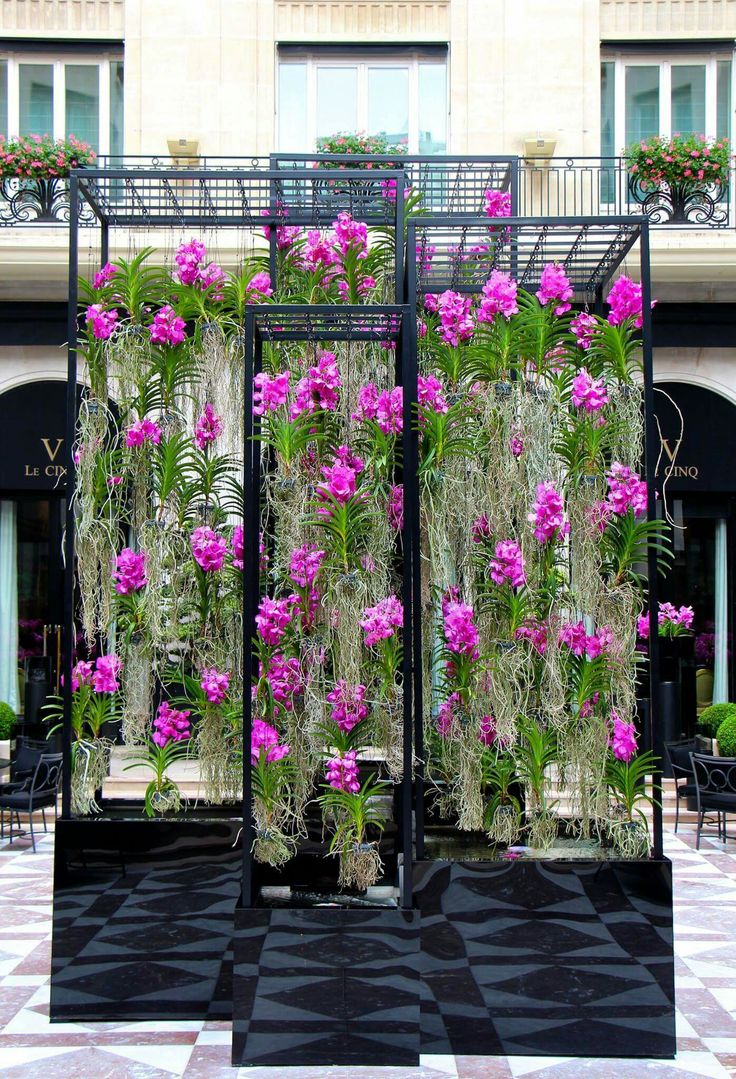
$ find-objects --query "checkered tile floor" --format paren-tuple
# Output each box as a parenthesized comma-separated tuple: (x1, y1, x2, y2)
(2, 786, 736, 1078)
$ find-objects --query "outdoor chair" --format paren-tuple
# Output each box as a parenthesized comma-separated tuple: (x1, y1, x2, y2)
(0, 752, 62, 852)
(0, 737, 48, 794)
(664, 738, 697, 833)
(690, 753, 736, 849)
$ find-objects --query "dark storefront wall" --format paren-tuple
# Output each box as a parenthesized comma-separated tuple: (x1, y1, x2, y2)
(655, 381, 736, 724)
(0, 380, 75, 716)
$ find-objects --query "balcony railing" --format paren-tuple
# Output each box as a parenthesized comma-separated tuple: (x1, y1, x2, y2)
(518, 156, 733, 229)
(1, 155, 733, 229)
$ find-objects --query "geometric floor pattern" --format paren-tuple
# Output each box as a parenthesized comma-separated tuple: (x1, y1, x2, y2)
(2, 784, 736, 1078)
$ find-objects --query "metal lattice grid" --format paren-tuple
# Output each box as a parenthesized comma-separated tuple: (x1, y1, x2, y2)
(271, 154, 518, 215)
(408, 216, 642, 300)
(75, 167, 407, 228)
(249, 304, 406, 343)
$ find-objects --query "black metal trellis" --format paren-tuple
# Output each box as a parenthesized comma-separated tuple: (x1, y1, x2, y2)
(406, 215, 642, 301)
(63, 168, 663, 864)
(271, 153, 519, 216)
(241, 305, 416, 910)
(404, 213, 663, 861)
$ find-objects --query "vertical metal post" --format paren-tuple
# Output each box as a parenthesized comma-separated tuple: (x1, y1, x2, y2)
(100, 220, 109, 267)
(241, 313, 259, 906)
(509, 155, 520, 216)
(398, 307, 415, 908)
(405, 228, 425, 861)
(394, 172, 405, 303)
(62, 176, 79, 820)
(640, 221, 664, 860)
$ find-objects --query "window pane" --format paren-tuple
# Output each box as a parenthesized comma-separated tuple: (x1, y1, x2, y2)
(110, 61, 124, 157)
(625, 65, 659, 145)
(278, 63, 307, 152)
(600, 62, 615, 203)
(19, 64, 53, 136)
(65, 65, 99, 149)
(717, 60, 731, 140)
(671, 64, 706, 136)
(316, 67, 358, 139)
(418, 63, 447, 153)
(0, 61, 7, 138)
(367, 66, 409, 147)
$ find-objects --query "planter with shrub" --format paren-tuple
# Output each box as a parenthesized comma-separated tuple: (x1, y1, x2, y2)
(0, 133, 96, 223)
(696, 702, 736, 754)
(0, 700, 17, 768)
(716, 714, 736, 758)
(624, 134, 732, 225)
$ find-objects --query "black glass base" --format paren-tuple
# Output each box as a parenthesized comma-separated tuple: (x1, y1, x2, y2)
(414, 856, 676, 1058)
(232, 903, 420, 1066)
(50, 817, 241, 1021)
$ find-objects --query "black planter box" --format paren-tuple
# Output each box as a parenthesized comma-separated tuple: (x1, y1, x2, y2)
(232, 903, 420, 1066)
(50, 816, 241, 1021)
(414, 856, 675, 1059)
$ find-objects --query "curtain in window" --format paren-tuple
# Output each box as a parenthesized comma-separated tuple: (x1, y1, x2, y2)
(713, 518, 729, 704)
(0, 501, 19, 713)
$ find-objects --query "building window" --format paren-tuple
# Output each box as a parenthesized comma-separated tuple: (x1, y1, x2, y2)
(601, 52, 733, 153)
(277, 49, 448, 154)
(0, 53, 123, 154)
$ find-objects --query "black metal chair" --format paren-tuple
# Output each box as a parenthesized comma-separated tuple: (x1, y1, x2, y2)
(664, 738, 697, 833)
(0, 752, 62, 852)
(690, 753, 736, 849)
(0, 737, 48, 794)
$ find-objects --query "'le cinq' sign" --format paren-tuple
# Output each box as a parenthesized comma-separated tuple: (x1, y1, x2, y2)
(654, 381, 736, 493)
(0, 381, 79, 492)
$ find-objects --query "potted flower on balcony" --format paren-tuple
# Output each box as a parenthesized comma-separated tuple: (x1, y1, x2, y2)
(623, 133, 732, 225)
(0, 133, 96, 223)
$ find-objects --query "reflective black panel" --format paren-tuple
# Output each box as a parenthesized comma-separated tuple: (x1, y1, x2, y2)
(50, 818, 241, 1021)
(232, 905, 420, 1066)
(414, 857, 676, 1058)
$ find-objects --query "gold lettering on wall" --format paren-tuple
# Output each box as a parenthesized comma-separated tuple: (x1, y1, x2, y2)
(41, 438, 64, 462)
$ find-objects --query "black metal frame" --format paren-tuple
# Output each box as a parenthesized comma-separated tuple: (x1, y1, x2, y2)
(404, 213, 664, 861)
(241, 305, 416, 910)
(271, 153, 519, 216)
(62, 168, 407, 820)
(406, 214, 642, 301)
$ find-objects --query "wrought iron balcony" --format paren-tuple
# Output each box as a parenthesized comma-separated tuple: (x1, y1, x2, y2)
(517, 156, 733, 228)
(1, 155, 733, 228)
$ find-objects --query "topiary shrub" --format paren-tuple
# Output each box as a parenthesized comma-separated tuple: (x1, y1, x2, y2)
(0, 701, 16, 739)
(716, 715, 736, 758)
(698, 702, 736, 737)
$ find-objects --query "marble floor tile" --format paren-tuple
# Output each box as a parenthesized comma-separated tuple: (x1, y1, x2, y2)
(0, 781, 734, 1078)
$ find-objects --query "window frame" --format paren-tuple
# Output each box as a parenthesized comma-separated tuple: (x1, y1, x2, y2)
(1, 50, 123, 154)
(276, 49, 449, 155)
(602, 49, 735, 152)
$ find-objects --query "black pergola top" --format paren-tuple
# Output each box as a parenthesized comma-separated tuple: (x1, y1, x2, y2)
(272, 154, 517, 215)
(248, 304, 408, 342)
(73, 167, 406, 228)
(409, 216, 642, 299)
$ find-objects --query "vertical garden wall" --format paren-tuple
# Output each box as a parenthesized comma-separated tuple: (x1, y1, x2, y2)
(51, 162, 674, 1063)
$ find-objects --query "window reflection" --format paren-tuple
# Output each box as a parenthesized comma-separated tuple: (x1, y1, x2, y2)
(316, 67, 358, 138)
(19, 64, 53, 136)
(367, 67, 409, 146)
